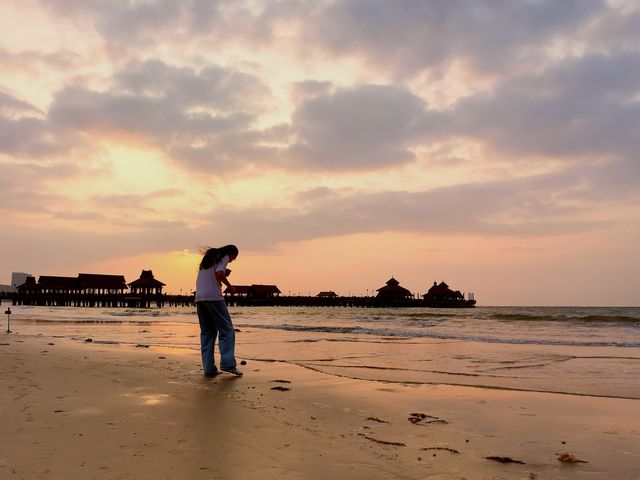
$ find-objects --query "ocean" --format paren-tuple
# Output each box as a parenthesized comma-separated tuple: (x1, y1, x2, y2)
(4, 305, 640, 400)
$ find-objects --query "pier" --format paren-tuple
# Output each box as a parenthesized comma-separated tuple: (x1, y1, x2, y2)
(0, 273, 476, 309)
(0, 291, 475, 309)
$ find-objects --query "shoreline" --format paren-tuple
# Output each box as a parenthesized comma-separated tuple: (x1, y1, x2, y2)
(2, 333, 639, 479)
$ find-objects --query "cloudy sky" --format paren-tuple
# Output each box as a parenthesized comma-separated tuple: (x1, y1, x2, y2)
(1, 0, 638, 305)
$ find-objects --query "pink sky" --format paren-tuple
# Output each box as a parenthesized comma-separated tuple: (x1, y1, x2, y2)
(1, 0, 639, 305)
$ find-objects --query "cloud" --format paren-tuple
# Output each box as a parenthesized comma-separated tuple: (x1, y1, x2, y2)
(1, 221, 194, 272)
(0, 115, 73, 158)
(46, 59, 274, 172)
(49, 85, 251, 139)
(585, 3, 640, 50)
(38, 50, 640, 180)
(41, 0, 183, 45)
(90, 188, 182, 211)
(0, 162, 81, 212)
(38, 0, 281, 48)
(443, 52, 640, 160)
(290, 80, 333, 102)
(0, 89, 88, 158)
(0, 47, 79, 76)
(282, 51, 640, 174)
(0, 157, 629, 266)
(0, 90, 42, 116)
(115, 59, 269, 111)
(202, 164, 623, 250)
(301, 0, 606, 76)
(287, 84, 428, 170)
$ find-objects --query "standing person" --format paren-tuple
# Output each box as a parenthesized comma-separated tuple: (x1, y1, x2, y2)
(195, 245, 243, 377)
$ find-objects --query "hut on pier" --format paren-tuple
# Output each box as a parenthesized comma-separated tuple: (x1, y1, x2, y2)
(17, 276, 38, 294)
(77, 273, 128, 294)
(317, 291, 338, 298)
(375, 277, 413, 300)
(225, 284, 281, 300)
(422, 281, 464, 303)
(249, 285, 281, 300)
(226, 286, 252, 298)
(38, 276, 79, 293)
(128, 270, 165, 295)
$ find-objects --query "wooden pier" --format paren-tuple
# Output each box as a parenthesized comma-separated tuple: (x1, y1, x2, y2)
(0, 274, 476, 309)
(0, 292, 475, 309)
(1, 291, 167, 308)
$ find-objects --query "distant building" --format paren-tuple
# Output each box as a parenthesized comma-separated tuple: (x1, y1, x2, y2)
(317, 291, 338, 298)
(0, 284, 12, 293)
(375, 277, 413, 300)
(128, 270, 166, 295)
(12, 272, 32, 292)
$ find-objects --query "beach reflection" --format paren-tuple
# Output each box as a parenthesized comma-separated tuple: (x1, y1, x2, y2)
(141, 393, 170, 405)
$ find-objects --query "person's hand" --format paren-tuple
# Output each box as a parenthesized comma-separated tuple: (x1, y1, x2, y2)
(226, 285, 236, 294)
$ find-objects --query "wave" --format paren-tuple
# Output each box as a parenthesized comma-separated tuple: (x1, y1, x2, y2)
(19, 318, 186, 326)
(485, 313, 640, 323)
(239, 322, 640, 348)
(103, 309, 172, 317)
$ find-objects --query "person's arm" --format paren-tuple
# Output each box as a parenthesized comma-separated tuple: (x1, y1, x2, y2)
(215, 270, 233, 290)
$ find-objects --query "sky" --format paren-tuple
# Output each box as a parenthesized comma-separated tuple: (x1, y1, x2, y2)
(1, 0, 639, 306)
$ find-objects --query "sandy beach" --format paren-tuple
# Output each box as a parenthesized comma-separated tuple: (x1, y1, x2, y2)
(2, 329, 639, 480)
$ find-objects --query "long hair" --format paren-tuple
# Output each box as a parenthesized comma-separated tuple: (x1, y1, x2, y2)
(199, 244, 239, 270)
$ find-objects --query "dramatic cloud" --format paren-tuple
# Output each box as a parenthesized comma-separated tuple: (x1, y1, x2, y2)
(0, 47, 79, 75)
(446, 52, 640, 160)
(290, 80, 333, 102)
(0, 90, 41, 116)
(280, 51, 640, 175)
(115, 59, 269, 111)
(38, 0, 278, 47)
(302, 0, 606, 75)
(47, 59, 274, 172)
(90, 188, 183, 212)
(0, 90, 87, 159)
(0, 162, 80, 212)
(288, 84, 428, 170)
(205, 164, 620, 250)
(585, 4, 640, 50)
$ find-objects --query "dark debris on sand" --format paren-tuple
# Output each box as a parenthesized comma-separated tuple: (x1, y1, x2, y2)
(557, 452, 588, 463)
(485, 456, 526, 464)
(358, 434, 406, 447)
(271, 386, 291, 392)
(421, 447, 460, 454)
(408, 412, 448, 425)
(366, 417, 390, 423)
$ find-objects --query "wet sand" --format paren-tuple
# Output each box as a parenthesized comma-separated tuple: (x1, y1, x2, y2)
(1, 334, 639, 479)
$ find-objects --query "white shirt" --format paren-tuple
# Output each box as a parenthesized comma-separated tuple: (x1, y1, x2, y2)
(195, 255, 229, 302)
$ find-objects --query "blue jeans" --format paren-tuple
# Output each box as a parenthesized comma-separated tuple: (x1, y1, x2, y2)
(196, 301, 236, 374)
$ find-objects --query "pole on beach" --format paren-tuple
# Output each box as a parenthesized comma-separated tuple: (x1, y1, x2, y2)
(5, 307, 11, 333)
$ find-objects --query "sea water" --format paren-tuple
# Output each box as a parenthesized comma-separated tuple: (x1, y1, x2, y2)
(4, 305, 640, 399)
